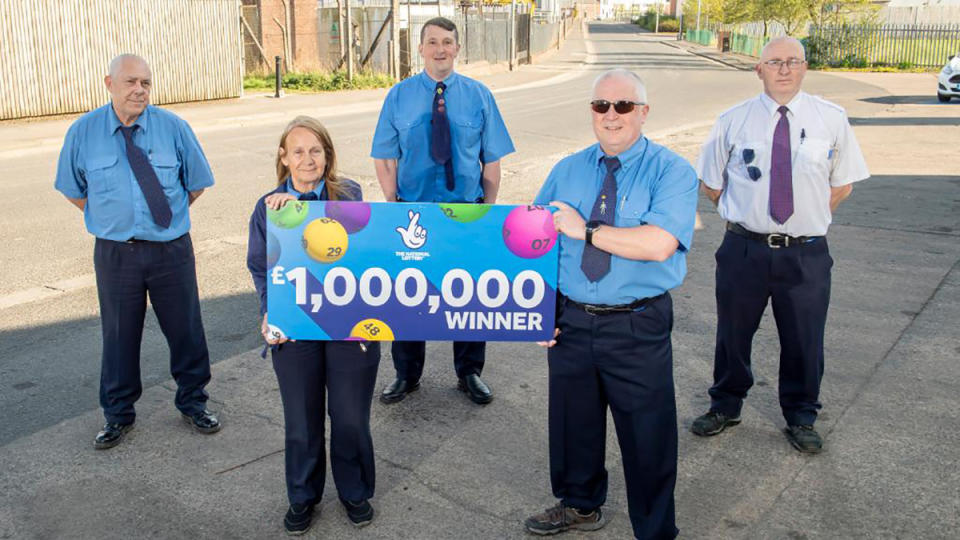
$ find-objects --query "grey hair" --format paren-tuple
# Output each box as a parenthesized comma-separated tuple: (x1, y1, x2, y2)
(759, 37, 806, 61)
(592, 69, 648, 104)
(108, 54, 149, 77)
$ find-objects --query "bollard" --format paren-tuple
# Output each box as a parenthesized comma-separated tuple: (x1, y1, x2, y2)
(274, 55, 282, 98)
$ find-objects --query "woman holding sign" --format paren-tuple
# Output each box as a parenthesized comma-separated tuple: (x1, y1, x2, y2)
(246, 116, 381, 535)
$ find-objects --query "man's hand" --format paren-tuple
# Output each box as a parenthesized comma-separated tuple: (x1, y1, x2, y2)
(265, 193, 298, 211)
(550, 200, 586, 240)
(536, 328, 561, 348)
(701, 182, 722, 207)
(396, 210, 427, 248)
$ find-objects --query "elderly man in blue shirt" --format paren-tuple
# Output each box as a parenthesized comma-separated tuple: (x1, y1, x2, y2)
(371, 17, 515, 406)
(55, 54, 220, 450)
(524, 69, 698, 540)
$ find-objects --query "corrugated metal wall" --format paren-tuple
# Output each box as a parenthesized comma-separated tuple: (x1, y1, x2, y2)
(0, 0, 242, 120)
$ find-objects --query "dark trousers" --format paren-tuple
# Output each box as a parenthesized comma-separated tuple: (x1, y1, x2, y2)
(94, 234, 210, 425)
(709, 231, 833, 426)
(391, 340, 485, 381)
(548, 294, 678, 540)
(273, 340, 381, 506)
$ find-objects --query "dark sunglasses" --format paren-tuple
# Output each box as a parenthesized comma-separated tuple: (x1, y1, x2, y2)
(590, 100, 645, 114)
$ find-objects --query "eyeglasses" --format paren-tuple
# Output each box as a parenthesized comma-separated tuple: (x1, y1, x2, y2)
(762, 59, 806, 70)
(590, 100, 645, 114)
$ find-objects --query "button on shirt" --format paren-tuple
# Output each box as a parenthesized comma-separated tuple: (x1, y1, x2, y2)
(370, 71, 515, 202)
(55, 104, 215, 241)
(534, 137, 699, 305)
(697, 91, 869, 237)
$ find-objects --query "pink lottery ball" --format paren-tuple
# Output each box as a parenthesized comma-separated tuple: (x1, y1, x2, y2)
(502, 205, 557, 259)
(325, 201, 371, 234)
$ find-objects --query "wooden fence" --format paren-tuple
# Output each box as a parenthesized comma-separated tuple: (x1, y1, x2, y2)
(808, 24, 960, 67)
(0, 0, 243, 120)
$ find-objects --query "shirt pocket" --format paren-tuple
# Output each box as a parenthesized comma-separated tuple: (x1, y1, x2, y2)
(450, 110, 483, 149)
(729, 140, 765, 184)
(616, 192, 651, 227)
(84, 154, 120, 195)
(795, 137, 831, 179)
(396, 115, 428, 150)
(149, 152, 182, 192)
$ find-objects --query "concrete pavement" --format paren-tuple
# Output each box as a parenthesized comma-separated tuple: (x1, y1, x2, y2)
(1, 22, 959, 539)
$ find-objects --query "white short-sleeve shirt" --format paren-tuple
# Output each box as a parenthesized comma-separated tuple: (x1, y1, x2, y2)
(697, 91, 870, 236)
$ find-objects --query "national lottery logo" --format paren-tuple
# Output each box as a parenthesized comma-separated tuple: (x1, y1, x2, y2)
(396, 210, 427, 249)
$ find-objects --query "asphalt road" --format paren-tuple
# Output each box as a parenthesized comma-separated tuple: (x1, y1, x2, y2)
(1, 22, 958, 539)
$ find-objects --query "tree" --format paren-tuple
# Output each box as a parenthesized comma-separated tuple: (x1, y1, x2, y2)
(770, 0, 809, 36)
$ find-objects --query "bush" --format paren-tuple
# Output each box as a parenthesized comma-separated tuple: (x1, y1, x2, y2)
(244, 70, 395, 92)
(633, 10, 678, 33)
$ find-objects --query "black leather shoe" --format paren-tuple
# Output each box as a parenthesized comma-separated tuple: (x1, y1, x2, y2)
(690, 411, 741, 436)
(284, 503, 315, 535)
(785, 425, 823, 454)
(340, 498, 374, 528)
(380, 378, 420, 404)
(458, 374, 493, 405)
(181, 410, 221, 434)
(94, 422, 134, 450)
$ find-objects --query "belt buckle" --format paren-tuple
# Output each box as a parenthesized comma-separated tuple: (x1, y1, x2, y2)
(767, 234, 789, 248)
(583, 304, 602, 316)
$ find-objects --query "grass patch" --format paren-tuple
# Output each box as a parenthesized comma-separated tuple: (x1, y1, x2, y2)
(244, 70, 395, 92)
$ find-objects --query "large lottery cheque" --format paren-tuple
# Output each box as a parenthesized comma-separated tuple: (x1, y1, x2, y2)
(265, 201, 559, 341)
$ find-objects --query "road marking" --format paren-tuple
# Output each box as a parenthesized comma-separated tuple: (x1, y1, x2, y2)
(0, 235, 247, 311)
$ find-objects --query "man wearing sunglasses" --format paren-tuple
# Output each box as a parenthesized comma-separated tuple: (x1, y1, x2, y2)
(692, 37, 869, 453)
(371, 17, 514, 406)
(524, 69, 698, 539)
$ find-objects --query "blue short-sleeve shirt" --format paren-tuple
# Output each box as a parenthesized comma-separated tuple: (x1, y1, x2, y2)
(54, 104, 215, 241)
(370, 71, 515, 202)
(534, 136, 699, 305)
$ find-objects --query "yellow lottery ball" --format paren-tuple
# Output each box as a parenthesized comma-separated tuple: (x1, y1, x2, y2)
(350, 319, 395, 341)
(302, 218, 348, 263)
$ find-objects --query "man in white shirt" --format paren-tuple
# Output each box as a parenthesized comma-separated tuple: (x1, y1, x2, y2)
(691, 37, 869, 453)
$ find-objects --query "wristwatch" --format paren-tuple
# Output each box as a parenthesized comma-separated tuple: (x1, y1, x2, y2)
(585, 220, 603, 246)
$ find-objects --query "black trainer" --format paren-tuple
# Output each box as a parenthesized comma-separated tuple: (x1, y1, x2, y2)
(284, 503, 315, 536)
(524, 502, 606, 535)
(784, 425, 823, 453)
(690, 411, 741, 436)
(340, 498, 374, 527)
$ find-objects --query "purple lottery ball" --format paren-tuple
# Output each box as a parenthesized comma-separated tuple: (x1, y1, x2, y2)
(325, 201, 371, 234)
(267, 231, 281, 268)
(502, 205, 557, 259)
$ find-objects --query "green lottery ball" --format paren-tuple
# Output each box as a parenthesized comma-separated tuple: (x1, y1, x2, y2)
(439, 203, 491, 223)
(268, 201, 309, 229)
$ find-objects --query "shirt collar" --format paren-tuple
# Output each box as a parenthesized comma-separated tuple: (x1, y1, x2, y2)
(759, 91, 805, 117)
(592, 135, 648, 170)
(108, 104, 150, 135)
(419, 70, 458, 91)
(285, 177, 325, 199)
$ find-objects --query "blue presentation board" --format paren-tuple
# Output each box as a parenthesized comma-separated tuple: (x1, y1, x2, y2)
(265, 201, 558, 341)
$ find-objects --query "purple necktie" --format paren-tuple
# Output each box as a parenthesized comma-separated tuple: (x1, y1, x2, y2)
(430, 81, 455, 191)
(580, 156, 620, 282)
(119, 125, 172, 228)
(769, 105, 794, 224)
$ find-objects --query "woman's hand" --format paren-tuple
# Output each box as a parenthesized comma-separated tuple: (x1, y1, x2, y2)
(265, 193, 298, 211)
(261, 313, 290, 345)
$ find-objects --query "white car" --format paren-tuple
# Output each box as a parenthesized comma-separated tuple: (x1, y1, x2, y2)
(937, 53, 960, 102)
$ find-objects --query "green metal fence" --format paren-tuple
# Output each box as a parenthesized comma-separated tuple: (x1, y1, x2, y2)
(808, 24, 960, 67)
(686, 29, 715, 46)
(728, 33, 768, 57)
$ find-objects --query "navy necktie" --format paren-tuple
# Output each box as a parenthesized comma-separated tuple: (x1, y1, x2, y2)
(119, 125, 172, 229)
(430, 81, 455, 191)
(298, 191, 318, 201)
(769, 105, 794, 224)
(580, 156, 621, 282)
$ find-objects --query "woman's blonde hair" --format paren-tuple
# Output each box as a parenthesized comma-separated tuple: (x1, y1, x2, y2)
(275, 116, 347, 200)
